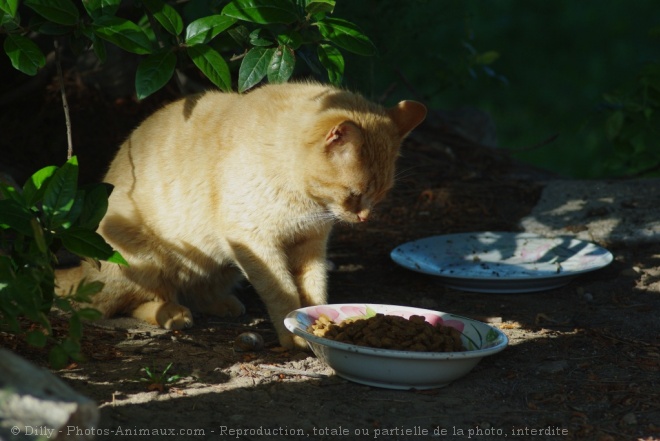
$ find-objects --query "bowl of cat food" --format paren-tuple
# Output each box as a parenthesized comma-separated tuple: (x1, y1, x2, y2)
(284, 303, 508, 390)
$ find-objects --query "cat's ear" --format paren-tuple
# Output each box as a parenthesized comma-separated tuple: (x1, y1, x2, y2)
(387, 100, 427, 138)
(324, 121, 363, 157)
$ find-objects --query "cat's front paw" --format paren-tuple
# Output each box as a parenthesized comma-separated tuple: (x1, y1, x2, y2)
(278, 333, 310, 352)
(160, 303, 194, 330)
(132, 301, 193, 330)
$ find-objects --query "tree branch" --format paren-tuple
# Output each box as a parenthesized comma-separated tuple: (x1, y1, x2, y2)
(54, 39, 73, 160)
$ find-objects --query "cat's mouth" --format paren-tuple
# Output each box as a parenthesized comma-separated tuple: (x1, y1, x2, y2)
(330, 207, 372, 224)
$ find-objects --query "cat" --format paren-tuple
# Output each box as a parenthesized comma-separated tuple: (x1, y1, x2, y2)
(56, 82, 426, 349)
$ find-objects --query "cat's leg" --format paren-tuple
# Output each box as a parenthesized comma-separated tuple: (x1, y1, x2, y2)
(288, 236, 329, 307)
(131, 300, 193, 329)
(184, 267, 246, 318)
(230, 241, 308, 350)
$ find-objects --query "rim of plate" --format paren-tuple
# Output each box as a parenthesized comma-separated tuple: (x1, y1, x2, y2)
(390, 232, 613, 281)
(284, 305, 509, 361)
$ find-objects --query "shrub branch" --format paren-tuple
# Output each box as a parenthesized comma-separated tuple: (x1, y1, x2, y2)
(54, 39, 73, 160)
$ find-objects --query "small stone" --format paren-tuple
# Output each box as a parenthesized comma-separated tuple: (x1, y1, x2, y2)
(233, 332, 264, 352)
(620, 412, 637, 425)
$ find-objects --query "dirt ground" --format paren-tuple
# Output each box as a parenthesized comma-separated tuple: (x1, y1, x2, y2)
(1, 77, 659, 441)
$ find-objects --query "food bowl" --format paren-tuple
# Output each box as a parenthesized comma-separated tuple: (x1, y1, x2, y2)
(284, 304, 508, 390)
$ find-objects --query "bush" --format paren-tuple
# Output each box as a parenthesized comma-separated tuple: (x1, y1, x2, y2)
(601, 59, 660, 176)
(1, 0, 375, 97)
(0, 156, 127, 368)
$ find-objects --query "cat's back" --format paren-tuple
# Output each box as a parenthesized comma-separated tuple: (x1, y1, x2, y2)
(108, 82, 331, 165)
(102, 83, 337, 228)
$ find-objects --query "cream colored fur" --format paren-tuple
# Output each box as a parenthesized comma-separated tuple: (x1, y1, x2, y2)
(56, 82, 426, 349)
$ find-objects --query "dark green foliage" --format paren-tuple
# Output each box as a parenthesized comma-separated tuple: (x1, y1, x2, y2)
(0, 0, 374, 97)
(600, 59, 660, 176)
(0, 156, 126, 368)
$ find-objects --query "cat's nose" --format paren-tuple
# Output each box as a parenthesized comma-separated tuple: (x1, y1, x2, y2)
(357, 209, 370, 222)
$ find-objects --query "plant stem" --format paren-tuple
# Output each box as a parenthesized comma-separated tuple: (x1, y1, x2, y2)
(54, 40, 73, 160)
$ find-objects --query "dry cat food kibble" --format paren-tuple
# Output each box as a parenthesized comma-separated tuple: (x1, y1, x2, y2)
(308, 314, 465, 352)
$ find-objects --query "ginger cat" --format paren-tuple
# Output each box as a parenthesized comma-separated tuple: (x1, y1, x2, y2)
(57, 82, 426, 349)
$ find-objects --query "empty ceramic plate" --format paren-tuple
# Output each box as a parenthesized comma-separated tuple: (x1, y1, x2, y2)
(390, 232, 613, 293)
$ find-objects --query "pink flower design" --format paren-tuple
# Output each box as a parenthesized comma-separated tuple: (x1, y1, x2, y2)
(438, 318, 465, 332)
(339, 305, 367, 318)
(306, 306, 340, 322)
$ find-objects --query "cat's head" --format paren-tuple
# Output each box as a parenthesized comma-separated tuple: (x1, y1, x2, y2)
(304, 95, 427, 223)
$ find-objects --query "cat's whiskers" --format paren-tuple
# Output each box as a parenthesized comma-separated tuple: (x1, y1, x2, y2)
(290, 211, 337, 231)
(393, 166, 418, 183)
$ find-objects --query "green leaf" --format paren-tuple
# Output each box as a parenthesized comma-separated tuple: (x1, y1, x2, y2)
(60, 228, 113, 260)
(0, 0, 19, 17)
(227, 24, 250, 47)
(77, 184, 110, 230)
(94, 16, 153, 55)
(107, 251, 128, 265)
(185, 15, 236, 45)
(135, 51, 176, 100)
(76, 307, 103, 321)
(305, 0, 335, 15)
(49, 344, 69, 369)
(23, 165, 57, 208)
(90, 32, 107, 63)
(316, 18, 376, 56)
(1, 12, 20, 31)
(0, 199, 35, 236)
(187, 44, 232, 92)
(249, 28, 274, 47)
(67, 190, 86, 229)
(267, 45, 295, 84)
(317, 43, 343, 84)
(474, 50, 500, 65)
(42, 156, 79, 230)
(82, 0, 121, 20)
(3, 34, 46, 76)
(222, 0, 299, 25)
(24, 0, 79, 26)
(142, 0, 183, 36)
(277, 30, 301, 49)
(30, 217, 48, 253)
(69, 314, 82, 340)
(61, 337, 84, 360)
(238, 47, 273, 92)
(0, 182, 23, 205)
(29, 15, 70, 36)
(26, 330, 48, 348)
(72, 280, 105, 303)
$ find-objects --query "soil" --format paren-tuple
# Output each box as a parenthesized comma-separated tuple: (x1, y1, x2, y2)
(1, 75, 659, 441)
